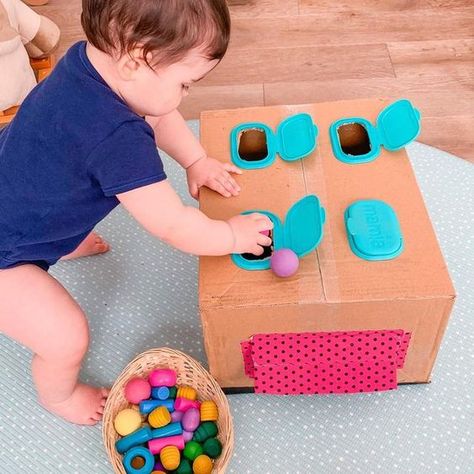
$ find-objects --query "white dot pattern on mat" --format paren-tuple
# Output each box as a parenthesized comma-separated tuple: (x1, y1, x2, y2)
(0, 122, 473, 473)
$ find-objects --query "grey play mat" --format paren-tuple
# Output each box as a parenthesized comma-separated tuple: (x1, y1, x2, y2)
(0, 121, 473, 473)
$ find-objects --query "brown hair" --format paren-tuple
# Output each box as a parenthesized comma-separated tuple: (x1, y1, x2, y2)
(81, 0, 230, 66)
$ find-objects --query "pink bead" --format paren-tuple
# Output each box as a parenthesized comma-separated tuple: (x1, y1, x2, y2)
(124, 377, 151, 404)
(181, 407, 200, 432)
(183, 430, 194, 442)
(174, 397, 201, 412)
(271, 248, 299, 278)
(171, 410, 184, 423)
(148, 369, 176, 387)
(148, 434, 184, 455)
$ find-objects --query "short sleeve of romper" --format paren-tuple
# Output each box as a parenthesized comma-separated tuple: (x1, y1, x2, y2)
(87, 119, 167, 197)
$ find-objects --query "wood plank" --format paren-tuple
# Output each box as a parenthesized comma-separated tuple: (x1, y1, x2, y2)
(200, 44, 394, 86)
(229, 9, 474, 50)
(264, 76, 474, 116)
(388, 38, 474, 79)
(178, 84, 264, 120)
(299, 0, 473, 15)
(228, 0, 298, 18)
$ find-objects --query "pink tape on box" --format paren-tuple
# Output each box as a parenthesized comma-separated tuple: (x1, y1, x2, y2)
(242, 330, 411, 395)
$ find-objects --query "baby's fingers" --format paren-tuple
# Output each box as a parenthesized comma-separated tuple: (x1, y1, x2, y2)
(223, 163, 243, 175)
(210, 179, 232, 198)
(220, 172, 241, 194)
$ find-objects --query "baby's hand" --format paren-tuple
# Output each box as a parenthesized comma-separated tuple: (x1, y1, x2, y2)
(186, 156, 242, 199)
(227, 213, 273, 255)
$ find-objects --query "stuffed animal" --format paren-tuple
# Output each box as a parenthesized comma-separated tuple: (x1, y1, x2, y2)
(0, 0, 59, 111)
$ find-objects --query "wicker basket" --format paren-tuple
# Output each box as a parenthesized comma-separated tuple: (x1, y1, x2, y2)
(103, 348, 234, 473)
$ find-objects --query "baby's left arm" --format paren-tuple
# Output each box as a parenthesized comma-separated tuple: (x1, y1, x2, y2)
(146, 110, 241, 199)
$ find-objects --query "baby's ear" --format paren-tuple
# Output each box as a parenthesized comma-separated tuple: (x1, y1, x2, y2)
(117, 48, 144, 80)
(24, 15, 60, 59)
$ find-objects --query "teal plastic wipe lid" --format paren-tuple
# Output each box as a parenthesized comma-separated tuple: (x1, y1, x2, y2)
(277, 113, 318, 161)
(283, 195, 326, 257)
(345, 200, 403, 261)
(376, 99, 421, 151)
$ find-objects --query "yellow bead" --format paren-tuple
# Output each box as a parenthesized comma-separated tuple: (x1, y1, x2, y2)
(193, 454, 213, 474)
(113, 408, 142, 436)
(151, 472, 166, 474)
(200, 400, 218, 422)
(177, 385, 197, 401)
(148, 406, 171, 428)
(160, 445, 180, 471)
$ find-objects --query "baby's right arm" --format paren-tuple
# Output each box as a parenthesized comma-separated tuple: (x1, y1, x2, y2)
(117, 180, 273, 256)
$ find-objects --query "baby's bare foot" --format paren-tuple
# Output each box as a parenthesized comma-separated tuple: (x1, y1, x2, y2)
(61, 232, 110, 260)
(40, 384, 109, 425)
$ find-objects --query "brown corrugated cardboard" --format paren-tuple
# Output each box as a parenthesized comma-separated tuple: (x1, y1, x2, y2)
(198, 98, 455, 390)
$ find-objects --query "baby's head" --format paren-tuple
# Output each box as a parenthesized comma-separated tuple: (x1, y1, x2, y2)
(81, 0, 230, 116)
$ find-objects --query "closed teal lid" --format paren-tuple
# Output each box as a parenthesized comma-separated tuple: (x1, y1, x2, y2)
(376, 99, 421, 151)
(345, 200, 403, 261)
(276, 113, 318, 161)
(283, 195, 326, 257)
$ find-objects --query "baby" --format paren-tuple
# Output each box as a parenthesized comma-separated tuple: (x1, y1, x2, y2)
(0, 0, 272, 425)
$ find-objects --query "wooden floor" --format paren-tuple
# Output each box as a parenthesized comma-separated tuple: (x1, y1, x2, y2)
(36, 0, 474, 162)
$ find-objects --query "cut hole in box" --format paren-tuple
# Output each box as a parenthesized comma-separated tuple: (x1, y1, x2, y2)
(242, 230, 273, 261)
(337, 123, 371, 156)
(329, 99, 422, 164)
(230, 114, 318, 170)
(238, 129, 269, 162)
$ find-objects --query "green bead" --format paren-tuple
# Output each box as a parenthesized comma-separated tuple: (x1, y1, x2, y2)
(183, 441, 203, 461)
(174, 458, 192, 474)
(202, 437, 222, 459)
(193, 422, 218, 443)
(168, 386, 177, 399)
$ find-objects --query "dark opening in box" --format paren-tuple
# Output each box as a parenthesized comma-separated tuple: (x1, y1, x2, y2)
(337, 123, 371, 156)
(238, 129, 268, 162)
(242, 230, 273, 261)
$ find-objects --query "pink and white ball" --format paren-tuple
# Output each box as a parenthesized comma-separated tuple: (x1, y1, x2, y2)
(271, 248, 299, 278)
(124, 377, 151, 404)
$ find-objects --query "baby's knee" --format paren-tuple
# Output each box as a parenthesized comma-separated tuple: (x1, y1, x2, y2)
(41, 311, 90, 363)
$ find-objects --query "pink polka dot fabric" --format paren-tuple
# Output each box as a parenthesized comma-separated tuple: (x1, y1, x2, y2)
(241, 330, 411, 395)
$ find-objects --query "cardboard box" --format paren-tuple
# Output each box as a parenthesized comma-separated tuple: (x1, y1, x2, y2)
(198, 98, 455, 391)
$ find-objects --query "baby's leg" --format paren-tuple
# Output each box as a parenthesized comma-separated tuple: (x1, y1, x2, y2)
(61, 231, 110, 261)
(0, 264, 108, 425)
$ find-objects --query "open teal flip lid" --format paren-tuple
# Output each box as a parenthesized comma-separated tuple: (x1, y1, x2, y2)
(283, 195, 326, 257)
(231, 195, 326, 270)
(230, 113, 318, 169)
(276, 113, 318, 161)
(376, 99, 421, 151)
(345, 200, 403, 261)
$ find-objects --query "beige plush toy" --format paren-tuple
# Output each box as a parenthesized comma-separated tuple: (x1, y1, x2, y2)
(0, 0, 59, 112)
